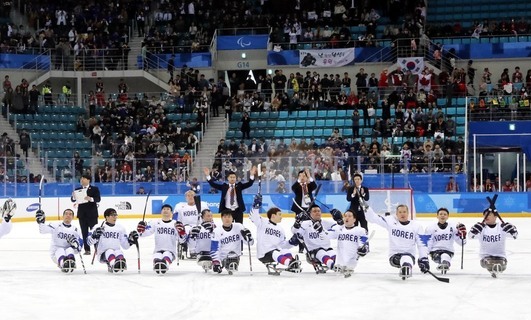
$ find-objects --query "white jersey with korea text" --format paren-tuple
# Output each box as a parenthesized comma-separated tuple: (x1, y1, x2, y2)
(0, 221, 12, 238)
(87, 222, 131, 254)
(173, 201, 210, 226)
(470, 222, 514, 259)
(249, 208, 292, 259)
(210, 223, 251, 262)
(193, 223, 216, 253)
(139, 219, 183, 254)
(291, 219, 337, 252)
(39, 222, 83, 257)
(365, 207, 428, 259)
(329, 225, 367, 266)
(425, 221, 465, 254)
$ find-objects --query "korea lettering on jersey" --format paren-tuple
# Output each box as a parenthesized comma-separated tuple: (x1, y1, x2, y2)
(329, 225, 367, 267)
(293, 220, 337, 251)
(471, 223, 511, 259)
(194, 225, 214, 253)
(249, 208, 291, 259)
(174, 202, 209, 226)
(39, 222, 83, 255)
(365, 207, 428, 258)
(425, 222, 464, 253)
(210, 223, 247, 262)
(140, 220, 180, 254)
(88, 223, 131, 254)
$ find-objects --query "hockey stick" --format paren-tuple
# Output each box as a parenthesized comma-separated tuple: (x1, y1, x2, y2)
(194, 195, 202, 225)
(141, 190, 152, 222)
(247, 238, 253, 276)
(425, 270, 450, 283)
(135, 240, 141, 274)
(91, 220, 105, 265)
(38, 175, 44, 210)
(461, 237, 464, 270)
(486, 194, 504, 223)
(77, 250, 87, 274)
(257, 164, 262, 196)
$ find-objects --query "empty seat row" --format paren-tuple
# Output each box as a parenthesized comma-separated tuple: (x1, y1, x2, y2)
(38, 105, 85, 114)
(17, 122, 77, 131)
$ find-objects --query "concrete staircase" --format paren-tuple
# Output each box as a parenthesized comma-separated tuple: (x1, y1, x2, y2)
(190, 113, 227, 179)
(0, 115, 49, 179)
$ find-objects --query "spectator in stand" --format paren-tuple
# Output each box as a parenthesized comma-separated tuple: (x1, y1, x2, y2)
(355, 68, 368, 95)
(502, 180, 513, 192)
(445, 177, 458, 192)
(241, 112, 251, 140)
(484, 178, 496, 192)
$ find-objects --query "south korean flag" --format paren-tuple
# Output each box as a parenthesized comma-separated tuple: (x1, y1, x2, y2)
(398, 57, 425, 75)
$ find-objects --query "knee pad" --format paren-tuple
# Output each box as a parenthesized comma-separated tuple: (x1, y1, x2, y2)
(389, 254, 401, 268)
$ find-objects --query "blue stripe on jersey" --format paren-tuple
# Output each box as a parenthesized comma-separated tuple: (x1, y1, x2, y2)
(419, 234, 431, 246)
(210, 240, 219, 255)
(360, 235, 368, 244)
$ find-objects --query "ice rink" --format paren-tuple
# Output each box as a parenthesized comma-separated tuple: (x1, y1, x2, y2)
(1, 216, 530, 320)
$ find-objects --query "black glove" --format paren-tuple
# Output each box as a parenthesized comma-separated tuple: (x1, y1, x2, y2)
(35, 209, 45, 224)
(288, 233, 300, 246)
(330, 209, 342, 222)
(241, 229, 253, 242)
(213, 261, 222, 273)
(253, 194, 262, 209)
(66, 234, 80, 251)
(137, 221, 147, 234)
(91, 227, 103, 239)
(128, 231, 139, 245)
(470, 222, 484, 235)
(501, 222, 517, 236)
(293, 219, 301, 229)
(202, 221, 214, 233)
(312, 220, 323, 233)
(456, 223, 467, 239)
(190, 226, 201, 239)
(175, 221, 186, 236)
(418, 257, 430, 273)
(357, 245, 368, 257)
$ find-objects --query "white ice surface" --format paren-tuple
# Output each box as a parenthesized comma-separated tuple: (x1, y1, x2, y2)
(1, 217, 530, 320)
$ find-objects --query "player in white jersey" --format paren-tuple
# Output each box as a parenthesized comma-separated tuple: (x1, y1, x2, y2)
(189, 209, 216, 272)
(248, 195, 301, 275)
(0, 199, 16, 238)
(291, 205, 337, 273)
(365, 203, 429, 280)
(173, 190, 209, 258)
(36, 208, 83, 273)
(469, 208, 518, 278)
(328, 210, 369, 277)
(210, 210, 254, 275)
(87, 208, 139, 273)
(136, 204, 186, 274)
(425, 207, 467, 274)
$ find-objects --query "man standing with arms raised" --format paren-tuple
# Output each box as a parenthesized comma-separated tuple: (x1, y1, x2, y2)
(71, 174, 101, 255)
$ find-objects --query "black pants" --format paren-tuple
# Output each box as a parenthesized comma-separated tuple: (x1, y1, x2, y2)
(354, 209, 368, 232)
(79, 215, 98, 252)
(228, 209, 244, 224)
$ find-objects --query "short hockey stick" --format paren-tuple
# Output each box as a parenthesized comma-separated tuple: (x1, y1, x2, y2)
(38, 175, 44, 210)
(486, 194, 504, 224)
(91, 220, 105, 265)
(77, 250, 87, 274)
(141, 190, 152, 222)
(194, 195, 202, 225)
(247, 239, 253, 276)
(135, 240, 141, 274)
(425, 270, 450, 283)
